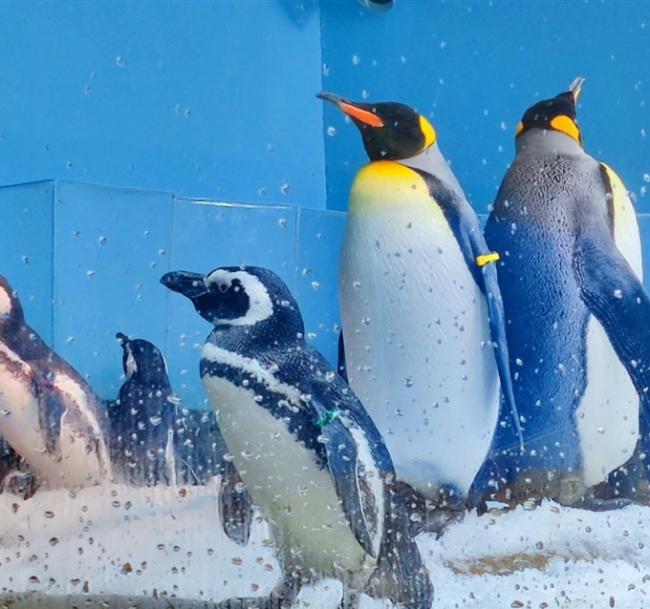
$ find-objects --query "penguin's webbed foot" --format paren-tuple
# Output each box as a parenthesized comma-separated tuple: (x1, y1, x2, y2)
(339, 587, 360, 609)
(0, 470, 38, 499)
(567, 493, 631, 512)
(215, 575, 301, 609)
(421, 506, 465, 539)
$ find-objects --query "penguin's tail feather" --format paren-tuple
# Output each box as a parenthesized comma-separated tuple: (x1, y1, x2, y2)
(365, 481, 434, 609)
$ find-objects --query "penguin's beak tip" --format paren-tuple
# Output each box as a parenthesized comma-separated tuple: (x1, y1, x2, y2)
(160, 272, 174, 288)
(160, 270, 207, 299)
(568, 76, 586, 102)
(115, 332, 129, 345)
(317, 91, 343, 105)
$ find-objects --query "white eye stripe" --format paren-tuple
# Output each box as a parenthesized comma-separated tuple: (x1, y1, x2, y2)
(205, 269, 273, 326)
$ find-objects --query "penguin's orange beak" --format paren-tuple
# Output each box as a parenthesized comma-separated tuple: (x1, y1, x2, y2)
(317, 92, 384, 128)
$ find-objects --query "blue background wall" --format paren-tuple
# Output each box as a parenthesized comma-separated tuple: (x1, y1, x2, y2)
(0, 1, 325, 208)
(2, 1, 650, 212)
(321, 1, 650, 211)
(1, 1, 650, 407)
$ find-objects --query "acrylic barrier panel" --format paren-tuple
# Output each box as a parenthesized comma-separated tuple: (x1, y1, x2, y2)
(53, 181, 173, 397)
(166, 198, 298, 409)
(0, 181, 54, 344)
(294, 207, 346, 364)
(5, 180, 650, 607)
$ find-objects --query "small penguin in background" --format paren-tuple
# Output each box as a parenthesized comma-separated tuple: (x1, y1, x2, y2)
(161, 266, 433, 609)
(0, 275, 110, 489)
(485, 78, 650, 508)
(109, 333, 253, 546)
(318, 92, 522, 518)
(108, 333, 177, 487)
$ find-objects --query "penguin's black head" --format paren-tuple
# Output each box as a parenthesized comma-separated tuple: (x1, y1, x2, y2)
(0, 275, 24, 330)
(516, 77, 585, 147)
(161, 266, 304, 334)
(116, 333, 170, 386)
(318, 92, 436, 161)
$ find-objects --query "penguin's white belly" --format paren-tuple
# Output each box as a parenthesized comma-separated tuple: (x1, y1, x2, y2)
(577, 316, 639, 486)
(202, 375, 368, 576)
(0, 350, 105, 488)
(0, 353, 53, 480)
(340, 205, 499, 498)
(577, 191, 643, 487)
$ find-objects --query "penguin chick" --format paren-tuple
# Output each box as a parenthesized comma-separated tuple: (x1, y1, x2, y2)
(161, 266, 433, 609)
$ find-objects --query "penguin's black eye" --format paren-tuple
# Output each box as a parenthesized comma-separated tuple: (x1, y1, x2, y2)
(217, 282, 229, 293)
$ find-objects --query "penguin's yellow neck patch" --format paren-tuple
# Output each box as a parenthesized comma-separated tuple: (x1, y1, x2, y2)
(419, 116, 437, 150)
(550, 115, 581, 145)
(349, 161, 429, 213)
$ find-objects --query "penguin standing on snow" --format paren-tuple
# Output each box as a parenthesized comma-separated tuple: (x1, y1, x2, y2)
(318, 92, 522, 513)
(0, 275, 110, 489)
(108, 333, 177, 487)
(161, 266, 432, 609)
(109, 333, 253, 545)
(485, 78, 650, 508)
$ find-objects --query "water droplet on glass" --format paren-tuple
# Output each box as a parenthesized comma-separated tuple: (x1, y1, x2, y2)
(115, 56, 125, 68)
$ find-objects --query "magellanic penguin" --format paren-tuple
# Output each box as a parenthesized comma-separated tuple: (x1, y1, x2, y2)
(484, 78, 650, 508)
(0, 275, 110, 488)
(108, 333, 178, 487)
(109, 332, 253, 546)
(318, 92, 522, 511)
(161, 266, 433, 609)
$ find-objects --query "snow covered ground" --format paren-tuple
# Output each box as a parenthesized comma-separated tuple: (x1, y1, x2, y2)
(1, 482, 649, 608)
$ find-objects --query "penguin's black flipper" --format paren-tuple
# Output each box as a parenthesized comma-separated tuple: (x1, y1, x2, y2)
(321, 416, 377, 557)
(575, 230, 650, 408)
(219, 459, 253, 547)
(367, 482, 434, 609)
(34, 382, 65, 457)
(337, 331, 348, 381)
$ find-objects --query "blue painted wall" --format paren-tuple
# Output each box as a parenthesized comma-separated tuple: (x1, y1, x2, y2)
(3, 2, 650, 213)
(321, 1, 650, 212)
(0, 1, 325, 208)
(2, 2, 650, 410)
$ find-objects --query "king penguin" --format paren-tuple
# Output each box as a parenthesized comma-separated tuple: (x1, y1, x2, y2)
(318, 92, 522, 512)
(109, 332, 253, 545)
(484, 78, 650, 508)
(0, 275, 110, 488)
(161, 266, 432, 609)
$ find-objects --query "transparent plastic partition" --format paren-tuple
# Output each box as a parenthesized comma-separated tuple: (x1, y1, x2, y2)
(0, 180, 344, 607)
(2, 182, 650, 608)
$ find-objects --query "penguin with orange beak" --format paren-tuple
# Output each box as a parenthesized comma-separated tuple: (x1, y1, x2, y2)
(319, 92, 522, 521)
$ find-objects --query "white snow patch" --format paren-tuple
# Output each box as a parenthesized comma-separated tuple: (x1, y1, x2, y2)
(2, 490, 650, 608)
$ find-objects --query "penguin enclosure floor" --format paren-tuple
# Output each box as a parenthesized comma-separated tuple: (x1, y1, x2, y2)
(1, 483, 649, 609)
